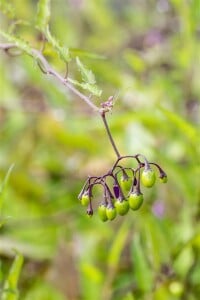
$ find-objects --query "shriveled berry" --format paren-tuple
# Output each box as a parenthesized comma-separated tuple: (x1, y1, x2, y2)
(106, 205, 117, 221)
(128, 192, 143, 210)
(98, 204, 108, 222)
(80, 193, 90, 206)
(141, 168, 156, 188)
(113, 184, 120, 198)
(115, 199, 129, 216)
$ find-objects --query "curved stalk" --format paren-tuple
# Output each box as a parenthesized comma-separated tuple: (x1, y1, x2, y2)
(101, 112, 121, 158)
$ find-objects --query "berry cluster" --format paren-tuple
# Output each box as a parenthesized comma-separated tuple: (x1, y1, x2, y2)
(78, 154, 167, 221)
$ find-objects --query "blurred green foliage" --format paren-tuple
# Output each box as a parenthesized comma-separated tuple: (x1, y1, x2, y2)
(0, 0, 200, 299)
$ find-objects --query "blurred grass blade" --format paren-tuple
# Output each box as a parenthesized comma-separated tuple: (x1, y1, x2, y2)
(142, 216, 170, 271)
(160, 107, 198, 143)
(131, 233, 153, 292)
(68, 77, 102, 97)
(2, 252, 24, 300)
(0, 164, 15, 215)
(81, 262, 103, 284)
(122, 292, 135, 300)
(36, 0, 51, 32)
(79, 82, 102, 97)
(107, 219, 130, 270)
(0, 0, 15, 18)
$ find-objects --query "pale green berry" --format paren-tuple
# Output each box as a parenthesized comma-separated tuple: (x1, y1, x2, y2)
(98, 204, 108, 222)
(141, 168, 156, 188)
(128, 192, 143, 210)
(106, 205, 117, 221)
(115, 199, 129, 215)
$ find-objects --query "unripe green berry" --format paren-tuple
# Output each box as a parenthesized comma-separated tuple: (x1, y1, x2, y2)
(106, 205, 117, 221)
(141, 168, 156, 188)
(86, 207, 93, 217)
(98, 204, 108, 222)
(160, 175, 167, 183)
(120, 176, 132, 192)
(169, 281, 184, 296)
(80, 193, 90, 206)
(115, 199, 129, 216)
(87, 213, 93, 218)
(128, 192, 143, 210)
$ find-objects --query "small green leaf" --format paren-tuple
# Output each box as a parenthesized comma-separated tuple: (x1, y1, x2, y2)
(45, 26, 71, 62)
(76, 57, 96, 84)
(69, 57, 102, 96)
(36, 0, 51, 32)
(36, 1, 70, 62)
(68, 78, 102, 97)
(2, 252, 24, 300)
(80, 83, 102, 97)
(0, 30, 33, 57)
(131, 234, 153, 292)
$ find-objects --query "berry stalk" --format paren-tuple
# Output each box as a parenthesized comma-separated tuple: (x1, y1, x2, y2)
(101, 112, 121, 158)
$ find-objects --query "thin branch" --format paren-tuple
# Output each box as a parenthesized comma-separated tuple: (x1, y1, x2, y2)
(101, 112, 121, 158)
(0, 43, 99, 112)
(0, 42, 122, 156)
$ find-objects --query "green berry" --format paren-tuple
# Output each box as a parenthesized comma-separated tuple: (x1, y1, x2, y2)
(115, 199, 129, 216)
(141, 168, 156, 188)
(98, 204, 108, 222)
(87, 213, 93, 218)
(120, 176, 132, 192)
(160, 175, 167, 183)
(128, 192, 143, 210)
(80, 193, 90, 206)
(86, 207, 93, 217)
(106, 205, 117, 221)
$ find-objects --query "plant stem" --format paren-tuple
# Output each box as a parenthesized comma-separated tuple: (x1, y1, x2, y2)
(0, 43, 99, 112)
(101, 112, 121, 158)
(0, 43, 122, 157)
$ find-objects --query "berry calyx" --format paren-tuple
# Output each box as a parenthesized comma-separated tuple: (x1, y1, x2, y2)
(98, 204, 108, 222)
(128, 192, 143, 210)
(106, 205, 117, 220)
(141, 168, 156, 188)
(115, 199, 129, 215)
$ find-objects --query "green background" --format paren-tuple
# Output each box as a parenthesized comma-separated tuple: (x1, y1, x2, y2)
(0, 0, 200, 299)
